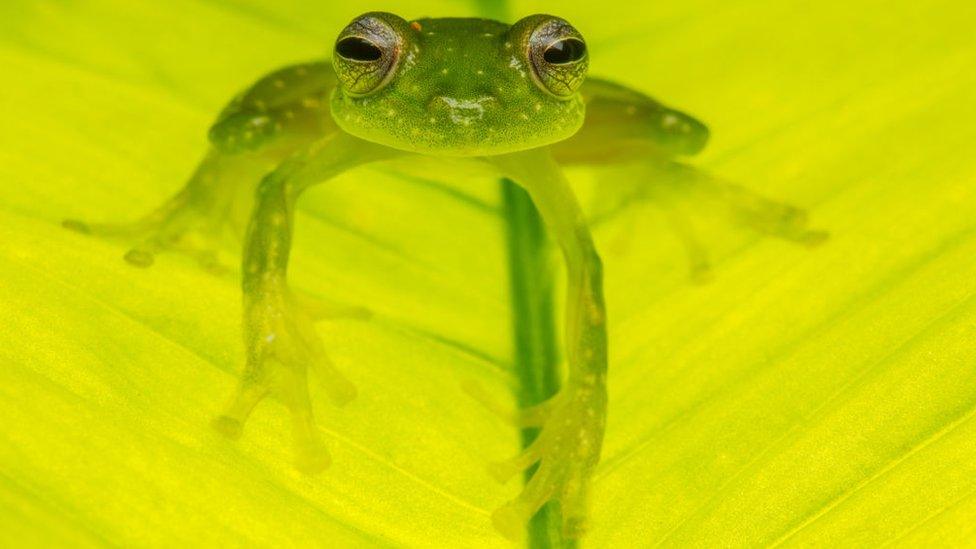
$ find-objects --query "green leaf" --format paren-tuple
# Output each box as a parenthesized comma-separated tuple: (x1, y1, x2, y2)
(1, 0, 975, 547)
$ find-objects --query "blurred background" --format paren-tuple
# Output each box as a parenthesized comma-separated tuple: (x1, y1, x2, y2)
(1, 1, 975, 547)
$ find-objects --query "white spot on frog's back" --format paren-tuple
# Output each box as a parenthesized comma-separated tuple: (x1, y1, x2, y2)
(248, 116, 270, 128)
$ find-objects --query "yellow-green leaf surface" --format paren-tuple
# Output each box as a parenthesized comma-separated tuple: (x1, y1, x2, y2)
(2, 0, 975, 547)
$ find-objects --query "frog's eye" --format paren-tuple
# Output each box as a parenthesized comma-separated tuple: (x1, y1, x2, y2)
(517, 16, 589, 98)
(542, 38, 587, 64)
(336, 37, 383, 62)
(333, 13, 406, 96)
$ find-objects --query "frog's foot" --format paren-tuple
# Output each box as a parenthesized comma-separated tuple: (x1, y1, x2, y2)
(462, 379, 556, 429)
(63, 196, 227, 272)
(720, 184, 829, 247)
(614, 163, 828, 281)
(469, 384, 606, 540)
(212, 291, 358, 473)
(63, 152, 239, 271)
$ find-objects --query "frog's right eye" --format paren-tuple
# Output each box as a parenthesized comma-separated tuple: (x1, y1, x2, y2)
(333, 13, 406, 96)
(336, 37, 383, 62)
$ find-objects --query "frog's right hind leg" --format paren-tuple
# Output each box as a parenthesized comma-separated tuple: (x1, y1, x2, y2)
(64, 150, 262, 270)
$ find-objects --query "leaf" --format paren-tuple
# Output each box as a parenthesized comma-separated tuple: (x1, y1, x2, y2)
(1, 0, 975, 547)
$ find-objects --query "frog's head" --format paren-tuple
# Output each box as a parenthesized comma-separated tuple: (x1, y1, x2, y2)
(329, 12, 589, 157)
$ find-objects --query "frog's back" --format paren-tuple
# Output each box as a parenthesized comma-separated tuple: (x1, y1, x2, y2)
(208, 61, 339, 155)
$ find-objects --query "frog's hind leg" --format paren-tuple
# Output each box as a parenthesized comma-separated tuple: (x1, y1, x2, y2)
(598, 161, 826, 282)
(659, 162, 829, 247)
(63, 150, 259, 270)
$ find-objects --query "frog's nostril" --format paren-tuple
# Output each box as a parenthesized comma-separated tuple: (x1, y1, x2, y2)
(429, 96, 497, 126)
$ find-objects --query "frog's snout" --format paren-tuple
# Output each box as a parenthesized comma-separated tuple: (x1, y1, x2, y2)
(428, 95, 498, 127)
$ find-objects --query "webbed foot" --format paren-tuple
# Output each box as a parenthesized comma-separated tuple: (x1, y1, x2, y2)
(720, 184, 829, 246)
(603, 162, 828, 282)
(63, 152, 238, 272)
(63, 215, 226, 272)
(466, 380, 606, 540)
(213, 289, 358, 473)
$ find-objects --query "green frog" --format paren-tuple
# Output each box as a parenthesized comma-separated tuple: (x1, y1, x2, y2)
(65, 12, 823, 540)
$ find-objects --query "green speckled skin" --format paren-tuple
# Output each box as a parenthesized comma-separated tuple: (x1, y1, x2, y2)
(331, 15, 585, 156)
(65, 10, 824, 541)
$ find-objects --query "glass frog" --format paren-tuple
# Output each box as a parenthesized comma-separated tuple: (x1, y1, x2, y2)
(65, 12, 825, 540)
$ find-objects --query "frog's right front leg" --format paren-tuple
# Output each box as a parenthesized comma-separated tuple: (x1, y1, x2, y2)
(64, 61, 338, 270)
(211, 133, 399, 472)
(63, 150, 271, 270)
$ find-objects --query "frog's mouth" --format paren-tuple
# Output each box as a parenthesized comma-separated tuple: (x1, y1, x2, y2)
(429, 96, 495, 127)
(331, 86, 586, 157)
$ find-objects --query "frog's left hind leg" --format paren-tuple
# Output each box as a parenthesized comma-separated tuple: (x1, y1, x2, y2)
(64, 150, 262, 270)
(657, 162, 829, 247)
(599, 161, 826, 282)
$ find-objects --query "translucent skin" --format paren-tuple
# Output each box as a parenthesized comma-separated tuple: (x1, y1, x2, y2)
(65, 10, 824, 542)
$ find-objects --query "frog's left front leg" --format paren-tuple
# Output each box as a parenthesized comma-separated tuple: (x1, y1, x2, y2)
(488, 149, 608, 540)
(212, 133, 398, 472)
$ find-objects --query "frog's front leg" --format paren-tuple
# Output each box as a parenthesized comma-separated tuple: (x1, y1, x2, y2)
(488, 149, 608, 540)
(64, 61, 338, 270)
(63, 150, 257, 269)
(211, 133, 398, 472)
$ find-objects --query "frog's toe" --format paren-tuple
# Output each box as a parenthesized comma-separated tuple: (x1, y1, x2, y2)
(291, 409, 332, 474)
(315, 354, 358, 407)
(62, 218, 92, 234)
(213, 379, 269, 440)
(799, 229, 830, 247)
(211, 415, 245, 439)
(124, 247, 156, 268)
(491, 456, 593, 540)
(488, 437, 544, 484)
(462, 379, 557, 428)
(490, 460, 554, 541)
(492, 500, 531, 541)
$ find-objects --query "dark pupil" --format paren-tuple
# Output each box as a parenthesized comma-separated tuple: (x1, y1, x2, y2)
(336, 37, 383, 61)
(543, 39, 586, 64)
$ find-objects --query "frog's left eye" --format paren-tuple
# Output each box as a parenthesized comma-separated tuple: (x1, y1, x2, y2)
(333, 13, 406, 96)
(519, 16, 589, 98)
(543, 38, 587, 64)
